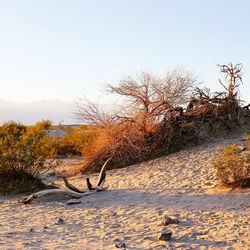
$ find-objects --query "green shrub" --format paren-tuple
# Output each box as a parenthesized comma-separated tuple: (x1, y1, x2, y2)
(35, 119, 53, 130)
(55, 126, 95, 157)
(213, 136, 250, 188)
(0, 121, 56, 179)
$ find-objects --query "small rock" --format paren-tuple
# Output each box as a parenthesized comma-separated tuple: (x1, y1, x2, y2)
(108, 211, 117, 217)
(114, 238, 126, 249)
(158, 228, 172, 241)
(56, 218, 64, 225)
(161, 216, 179, 226)
(29, 228, 34, 233)
(161, 217, 173, 226)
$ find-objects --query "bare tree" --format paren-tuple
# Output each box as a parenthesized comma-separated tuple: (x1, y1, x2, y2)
(75, 68, 197, 135)
(105, 68, 197, 133)
(217, 62, 243, 98)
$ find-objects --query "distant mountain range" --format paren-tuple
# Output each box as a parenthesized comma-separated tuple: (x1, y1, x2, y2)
(0, 99, 76, 125)
(0, 99, 115, 125)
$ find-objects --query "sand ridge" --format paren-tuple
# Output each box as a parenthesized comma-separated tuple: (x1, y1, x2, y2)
(0, 134, 249, 249)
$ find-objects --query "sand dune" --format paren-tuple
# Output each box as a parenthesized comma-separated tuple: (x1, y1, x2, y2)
(0, 134, 249, 249)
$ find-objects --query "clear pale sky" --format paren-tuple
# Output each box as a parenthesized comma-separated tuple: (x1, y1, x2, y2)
(0, 0, 250, 104)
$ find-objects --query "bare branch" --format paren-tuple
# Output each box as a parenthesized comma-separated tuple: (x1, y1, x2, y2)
(96, 157, 111, 187)
(105, 68, 197, 133)
(19, 159, 111, 204)
(74, 98, 116, 127)
(86, 177, 93, 190)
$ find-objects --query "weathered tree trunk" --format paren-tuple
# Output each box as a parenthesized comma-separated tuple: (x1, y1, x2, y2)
(19, 158, 111, 204)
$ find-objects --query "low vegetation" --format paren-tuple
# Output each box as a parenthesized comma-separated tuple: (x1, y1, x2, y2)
(34, 119, 53, 130)
(76, 63, 250, 174)
(0, 120, 95, 193)
(0, 121, 57, 193)
(54, 125, 95, 157)
(213, 135, 250, 188)
(0, 63, 249, 193)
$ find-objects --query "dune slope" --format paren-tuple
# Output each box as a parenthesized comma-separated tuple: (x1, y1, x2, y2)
(0, 134, 249, 249)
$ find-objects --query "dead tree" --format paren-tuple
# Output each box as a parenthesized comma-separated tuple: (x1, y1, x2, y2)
(217, 62, 243, 98)
(19, 158, 111, 204)
(105, 69, 197, 134)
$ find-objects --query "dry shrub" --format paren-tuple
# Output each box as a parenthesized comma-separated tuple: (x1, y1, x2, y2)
(154, 117, 199, 154)
(77, 69, 197, 173)
(186, 63, 243, 120)
(81, 112, 201, 174)
(0, 121, 57, 193)
(213, 136, 250, 188)
(77, 64, 248, 174)
(35, 119, 53, 130)
(186, 87, 241, 120)
(82, 121, 150, 173)
(55, 126, 95, 157)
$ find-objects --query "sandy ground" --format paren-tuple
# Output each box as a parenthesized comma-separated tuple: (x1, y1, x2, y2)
(0, 134, 249, 249)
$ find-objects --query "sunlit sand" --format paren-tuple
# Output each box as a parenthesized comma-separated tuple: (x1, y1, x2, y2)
(0, 134, 249, 249)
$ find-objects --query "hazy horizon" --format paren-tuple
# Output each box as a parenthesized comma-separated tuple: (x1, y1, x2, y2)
(0, 99, 76, 125)
(0, 99, 116, 125)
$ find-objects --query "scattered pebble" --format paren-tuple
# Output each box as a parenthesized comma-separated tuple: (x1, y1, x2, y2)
(108, 211, 117, 217)
(114, 238, 126, 249)
(56, 218, 64, 225)
(158, 228, 172, 241)
(161, 216, 180, 226)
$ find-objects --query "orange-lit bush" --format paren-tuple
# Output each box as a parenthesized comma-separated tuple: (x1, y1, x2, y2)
(82, 120, 151, 173)
(76, 65, 249, 174)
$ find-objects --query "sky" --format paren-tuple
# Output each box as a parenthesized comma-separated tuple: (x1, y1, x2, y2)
(0, 0, 250, 106)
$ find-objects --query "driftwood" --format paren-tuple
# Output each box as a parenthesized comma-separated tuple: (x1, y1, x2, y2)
(243, 104, 250, 110)
(19, 158, 111, 204)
